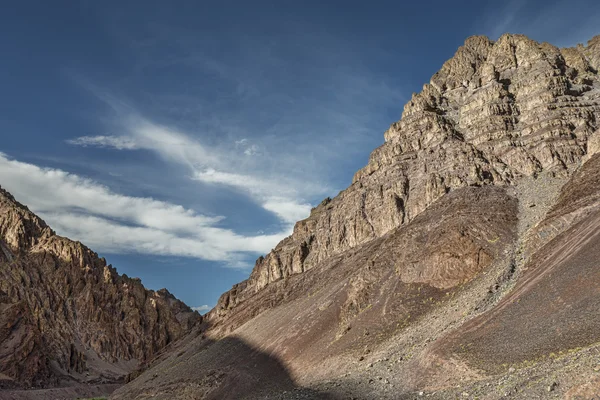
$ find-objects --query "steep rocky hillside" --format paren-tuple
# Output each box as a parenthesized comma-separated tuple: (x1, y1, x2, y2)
(110, 33, 600, 399)
(0, 188, 201, 390)
(210, 33, 600, 320)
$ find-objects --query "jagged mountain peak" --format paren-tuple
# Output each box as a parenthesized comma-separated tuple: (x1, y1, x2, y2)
(3, 32, 600, 399)
(207, 33, 599, 326)
(112, 32, 600, 400)
(0, 185, 54, 256)
(0, 187, 202, 389)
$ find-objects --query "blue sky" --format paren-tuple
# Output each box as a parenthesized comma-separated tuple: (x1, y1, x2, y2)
(1, 0, 599, 312)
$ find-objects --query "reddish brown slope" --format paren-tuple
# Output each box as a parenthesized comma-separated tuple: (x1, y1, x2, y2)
(426, 154, 600, 378)
(112, 32, 600, 399)
(111, 186, 518, 399)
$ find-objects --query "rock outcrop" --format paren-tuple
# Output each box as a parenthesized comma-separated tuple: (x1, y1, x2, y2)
(112, 185, 519, 400)
(113, 32, 600, 400)
(211, 33, 600, 321)
(0, 188, 201, 388)
(6, 32, 600, 399)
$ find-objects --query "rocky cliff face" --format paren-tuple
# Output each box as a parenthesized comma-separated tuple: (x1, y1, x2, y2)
(0, 188, 201, 388)
(211, 33, 600, 320)
(111, 33, 600, 400)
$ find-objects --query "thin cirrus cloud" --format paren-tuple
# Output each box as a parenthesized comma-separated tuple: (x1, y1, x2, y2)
(192, 169, 313, 224)
(67, 114, 321, 226)
(478, 0, 600, 47)
(0, 152, 287, 267)
(66, 135, 138, 150)
(57, 25, 402, 265)
(62, 24, 404, 236)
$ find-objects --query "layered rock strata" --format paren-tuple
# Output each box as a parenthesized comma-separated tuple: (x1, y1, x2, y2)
(212, 34, 600, 319)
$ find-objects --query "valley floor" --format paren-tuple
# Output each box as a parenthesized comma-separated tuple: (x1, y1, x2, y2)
(0, 384, 120, 400)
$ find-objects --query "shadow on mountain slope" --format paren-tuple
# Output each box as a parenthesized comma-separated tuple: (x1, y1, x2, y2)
(0, 384, 121, 400)
(112, 186, 520, 399)
(111, 331, 336, 400)
(113, 156, 600, 398)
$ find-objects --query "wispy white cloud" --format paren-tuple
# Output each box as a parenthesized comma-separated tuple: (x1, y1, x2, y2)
(192, 169, 312, 224)
(191, 305, 211, 313)
(477, 0, 600, 47)
(63, 22, 404, 253)
(233, 138, 261, 156)
(0, 152, 287, 267)
(66, 135, 138, 150)
(68, 115, 323, 226)
(243, 144, 260, 156)
(262, 198, 312, 225)
(191, 168, 292, 197)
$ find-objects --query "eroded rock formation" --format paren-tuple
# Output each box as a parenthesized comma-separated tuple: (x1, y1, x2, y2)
(0, 189, 201, 388)
(4, 32, 600, 399)
(111, 33, 600, 400)
(211, 33, 600, 320)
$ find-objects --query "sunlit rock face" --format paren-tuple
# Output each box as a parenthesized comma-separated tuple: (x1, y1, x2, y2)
(212, 34, 600, 317)
(111, 33, 600, 400)
(0, 188, 201, 388)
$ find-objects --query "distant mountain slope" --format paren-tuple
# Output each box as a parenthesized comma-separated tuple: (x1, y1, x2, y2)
(110, 33, 600, 399)
(0, 187, 201, 389)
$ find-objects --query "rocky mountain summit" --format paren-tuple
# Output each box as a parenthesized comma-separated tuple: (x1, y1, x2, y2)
(111, 33, 600, 399)
(211, 33, 600, 321)
(0, 187, 201, 390)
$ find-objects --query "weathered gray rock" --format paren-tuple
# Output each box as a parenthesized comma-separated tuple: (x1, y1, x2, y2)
(211, 33, 600, 320)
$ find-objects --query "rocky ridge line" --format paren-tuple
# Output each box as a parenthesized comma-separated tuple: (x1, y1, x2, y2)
(210, 33, 600, 321)
(0, 187, 202, 387)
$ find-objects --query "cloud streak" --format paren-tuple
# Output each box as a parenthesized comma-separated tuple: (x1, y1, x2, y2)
(57, 20, 404, 270)
(66, 135, 138, 150)
(0, 152, 288, 267)
(68, 114, 321, 226)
